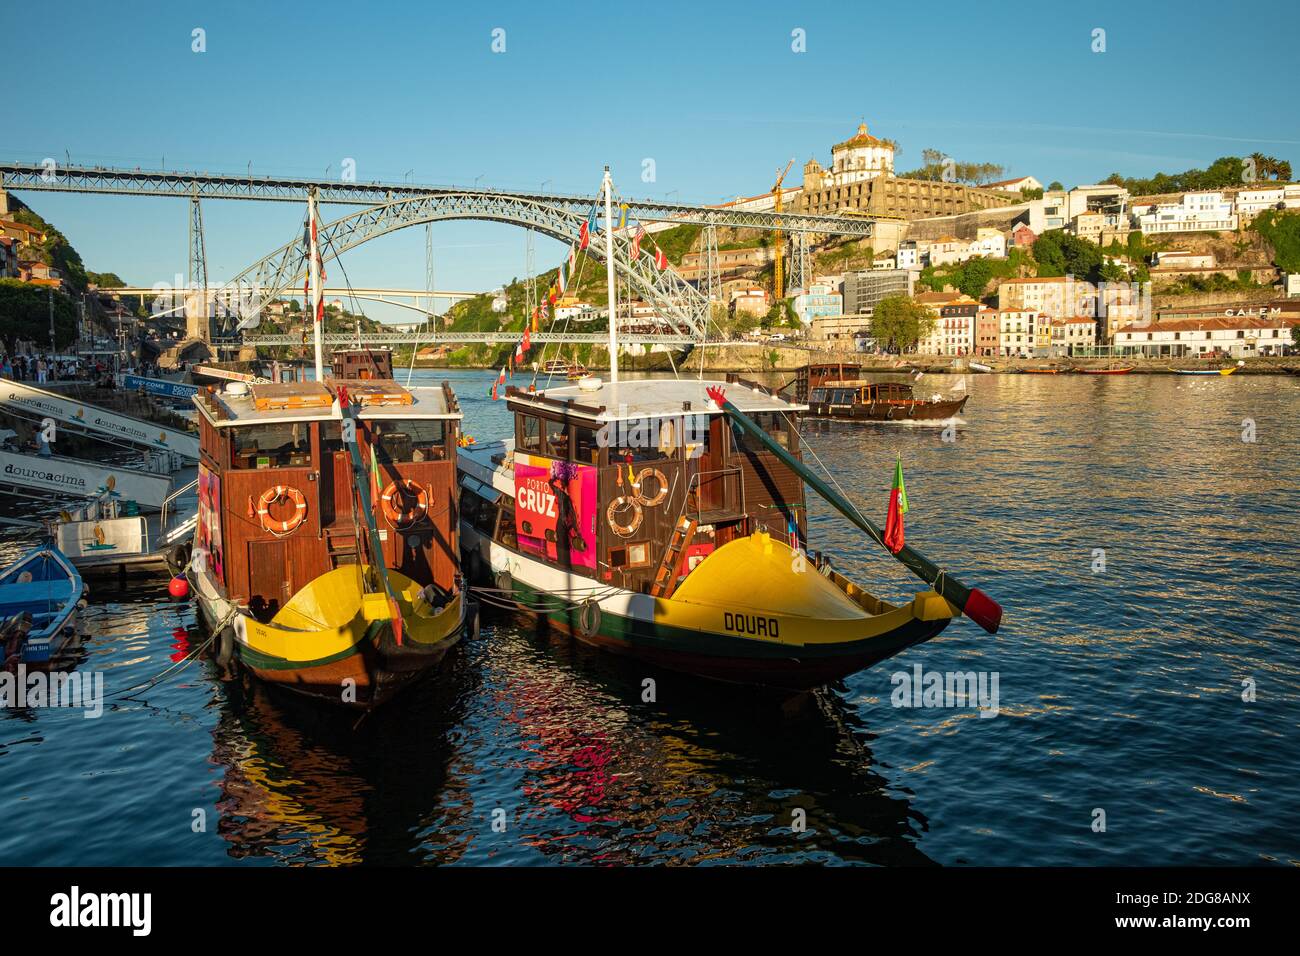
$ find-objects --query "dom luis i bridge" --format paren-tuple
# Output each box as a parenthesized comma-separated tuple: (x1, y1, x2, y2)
(0, 161, 878, 349)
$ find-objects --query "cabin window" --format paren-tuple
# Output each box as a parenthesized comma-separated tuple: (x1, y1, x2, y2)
(683, 414, 711, 461)
(320, 421, 347, 456)
(574, 426, 602, 464)
(732, 411, 791, 452)
(370, 419, 447, 463)
(230, 423, 312, 469)
(809, 388, 827, 403)
(493, 501, 517, 548)
(607, 416, 676, 463)
(609, 542, 652, 569)
(519, 415, 542, 453)
(543, 419, 569, 458)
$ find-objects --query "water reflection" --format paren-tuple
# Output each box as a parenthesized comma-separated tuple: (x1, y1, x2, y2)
(207, 644, 476, 865)
(203, 606, 933, 865)
(3, 372, 1297, 866)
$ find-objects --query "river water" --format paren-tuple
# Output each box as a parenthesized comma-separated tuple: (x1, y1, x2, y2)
(1, 369, 1297, 866)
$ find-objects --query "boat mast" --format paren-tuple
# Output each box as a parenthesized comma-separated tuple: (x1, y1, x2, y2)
(308, 187, 324, 382)
(602, 166, 618, 384)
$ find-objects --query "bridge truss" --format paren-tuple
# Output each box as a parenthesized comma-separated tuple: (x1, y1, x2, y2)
(0, 161, 879, 346)
(0, 162, 874, 237)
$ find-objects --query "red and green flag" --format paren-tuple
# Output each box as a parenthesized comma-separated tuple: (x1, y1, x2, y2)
(883, 454, 908, 554)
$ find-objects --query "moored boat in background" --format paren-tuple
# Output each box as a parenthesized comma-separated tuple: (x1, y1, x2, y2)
(790, 363, 968, 421)
(0, 545, 85, 669)
(1170, 361, 1244, 376)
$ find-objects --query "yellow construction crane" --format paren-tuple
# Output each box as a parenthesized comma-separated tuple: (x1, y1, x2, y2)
(772, 158, 795, 302)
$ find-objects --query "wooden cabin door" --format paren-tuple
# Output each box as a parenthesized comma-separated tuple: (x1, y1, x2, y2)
(691, 417, 729, 514)
(248, 540, 292, 618)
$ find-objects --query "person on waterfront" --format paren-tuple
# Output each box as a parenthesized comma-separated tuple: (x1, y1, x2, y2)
(36, 357, 47, 384)
(1, 357, 11, 379)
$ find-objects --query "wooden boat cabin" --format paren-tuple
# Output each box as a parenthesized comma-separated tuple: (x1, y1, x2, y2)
(804, 378, 968, 422)
(468, 377, 809, 596)
(192, 378, 461, 619)
(810, 380, 915, 409)
(792, 362, 863, 402)
(331, 348, 394, 381)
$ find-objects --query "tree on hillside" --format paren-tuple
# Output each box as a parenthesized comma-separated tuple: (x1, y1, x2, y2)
(1048, 181, 1064, 192)
(86, 272, 126, 288)
(1250, 210, 1300, 273)
(870, 296, 935, 353)
(0, 279, 79, 349)
(1249, 153, 1293, 182)
(1033, 229, 1102, 281)
(1101, 155, 1292, 196)
(956, 258, 996, 299)
(898, 148, 1006, 185)
(12, 209, 87, 290)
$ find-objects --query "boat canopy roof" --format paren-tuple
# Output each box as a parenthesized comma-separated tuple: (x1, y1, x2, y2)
(194, 379, 461, 428)
(507, 378, 806, 423)
(820, 379, 914, 391)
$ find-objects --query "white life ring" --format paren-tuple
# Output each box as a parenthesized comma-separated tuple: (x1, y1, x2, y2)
(606, 496, 643, 536)
(633, 468, 669, 507)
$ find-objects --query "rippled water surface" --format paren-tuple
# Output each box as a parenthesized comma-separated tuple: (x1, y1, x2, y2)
(2, 369, 1298, 865)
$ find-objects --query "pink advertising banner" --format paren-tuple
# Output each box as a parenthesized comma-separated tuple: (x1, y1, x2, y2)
(514, 453, 598, 569)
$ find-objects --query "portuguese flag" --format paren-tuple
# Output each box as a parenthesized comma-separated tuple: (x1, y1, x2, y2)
(883, 454, 908, 554)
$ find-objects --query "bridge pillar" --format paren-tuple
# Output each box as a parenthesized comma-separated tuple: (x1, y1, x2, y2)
(184, 290, 209, 342)
(187, 196, 210, 342)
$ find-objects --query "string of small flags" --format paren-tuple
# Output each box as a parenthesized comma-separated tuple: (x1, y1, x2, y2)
(491, 190, 680, 401)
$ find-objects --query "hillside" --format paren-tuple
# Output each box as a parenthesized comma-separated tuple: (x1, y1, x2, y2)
(0, 197, 129, 350)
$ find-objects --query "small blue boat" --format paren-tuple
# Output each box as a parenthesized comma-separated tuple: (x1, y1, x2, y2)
(0, 546, 85, 667)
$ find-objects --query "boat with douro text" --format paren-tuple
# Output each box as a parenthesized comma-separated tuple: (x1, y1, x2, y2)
(455, 167, 1000, 691)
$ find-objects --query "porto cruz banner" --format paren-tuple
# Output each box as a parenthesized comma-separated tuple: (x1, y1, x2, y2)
(514, 452, 598, 569)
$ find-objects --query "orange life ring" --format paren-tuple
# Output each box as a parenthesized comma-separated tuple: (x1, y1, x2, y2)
(380, 479, 429, 528)
(257, 485, 307, 535)
(632, 468, 669, 507)
(606, 496, 643, 537)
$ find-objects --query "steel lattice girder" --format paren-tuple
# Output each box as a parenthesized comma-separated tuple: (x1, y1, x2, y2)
(0, 162, 873, 237)
(241, 331, 697, 346)
(226, 193, 713, 339)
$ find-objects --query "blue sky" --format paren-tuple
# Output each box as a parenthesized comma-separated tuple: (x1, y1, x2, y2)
(5, 0, 1298, 322)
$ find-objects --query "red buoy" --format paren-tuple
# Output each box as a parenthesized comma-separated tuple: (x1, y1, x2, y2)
(168, 576, 190, 599)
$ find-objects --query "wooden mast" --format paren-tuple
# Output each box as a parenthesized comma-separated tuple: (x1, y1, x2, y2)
(602, 166, 618, 384)
(308, 188, 324, 382)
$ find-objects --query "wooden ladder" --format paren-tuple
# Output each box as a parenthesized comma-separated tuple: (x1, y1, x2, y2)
(650, 516, 697, 599)
(324, 526, 360, 566)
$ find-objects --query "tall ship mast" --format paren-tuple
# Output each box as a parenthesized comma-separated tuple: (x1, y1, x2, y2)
(457, 169, 999, 690)
(186, 198, 470, 709)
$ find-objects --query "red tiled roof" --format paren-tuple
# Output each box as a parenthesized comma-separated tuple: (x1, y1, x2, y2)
(1120, 316, 1295, 333)
(832, 123, 892, 151)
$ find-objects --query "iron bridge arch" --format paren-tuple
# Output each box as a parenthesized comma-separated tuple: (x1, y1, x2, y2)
(228, 192, 711, 339)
